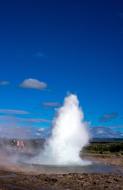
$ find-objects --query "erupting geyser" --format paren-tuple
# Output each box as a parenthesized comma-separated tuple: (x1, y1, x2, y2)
(34, 94, 90, 165)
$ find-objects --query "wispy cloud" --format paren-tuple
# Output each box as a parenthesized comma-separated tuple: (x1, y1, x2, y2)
(0, 109, 29, 115)
(0, 115, 51, 123)
(43, 102, 60, 107)
(20, 78, 47, 90)
(0, 80, 10, 86)
(22, 118, 51, 123)
(99, 112, 118, 122)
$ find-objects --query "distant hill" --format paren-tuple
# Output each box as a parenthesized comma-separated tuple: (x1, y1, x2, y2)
(90, 126, 123, 139)
(90, 138, 123, 143)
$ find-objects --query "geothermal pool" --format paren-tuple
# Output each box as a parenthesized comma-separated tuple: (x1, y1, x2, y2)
(28, 164, 123, 175)
(2, 162, 123, 176)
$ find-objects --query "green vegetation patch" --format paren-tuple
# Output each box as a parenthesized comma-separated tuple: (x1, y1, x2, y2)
(84, 142, 123, 155)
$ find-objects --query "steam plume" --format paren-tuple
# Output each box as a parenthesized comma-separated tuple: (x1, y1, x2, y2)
(34, 94, 90, 165)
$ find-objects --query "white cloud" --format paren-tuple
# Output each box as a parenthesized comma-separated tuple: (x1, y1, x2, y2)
(20, 78, 47, 90)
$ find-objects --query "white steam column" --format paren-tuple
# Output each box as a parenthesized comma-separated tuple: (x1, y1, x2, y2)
(36, 94, 90, 165)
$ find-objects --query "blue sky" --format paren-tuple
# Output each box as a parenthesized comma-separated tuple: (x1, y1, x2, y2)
(0, 0, 123, 138)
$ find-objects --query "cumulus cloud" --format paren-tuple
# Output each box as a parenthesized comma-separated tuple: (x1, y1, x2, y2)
(20, 78, 47, 90)
(0, 80, 10, 86)
(99, 112, 118, 122)
(43, 102, 60, 107)
(0, 109, 29, 115)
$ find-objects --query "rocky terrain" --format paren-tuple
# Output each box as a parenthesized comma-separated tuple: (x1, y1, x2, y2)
(0, 170, 123, 190)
